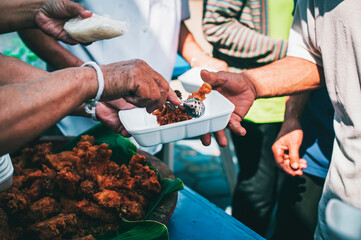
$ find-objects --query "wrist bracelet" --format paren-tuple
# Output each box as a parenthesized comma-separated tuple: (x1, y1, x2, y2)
(81, 61, 104, 121)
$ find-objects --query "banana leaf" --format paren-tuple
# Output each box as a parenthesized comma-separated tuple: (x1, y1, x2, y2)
(57, 123, 184, 239)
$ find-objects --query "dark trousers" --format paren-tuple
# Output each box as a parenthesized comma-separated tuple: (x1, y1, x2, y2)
(271, 173, 325, 240)
(231, 121, 285, 236)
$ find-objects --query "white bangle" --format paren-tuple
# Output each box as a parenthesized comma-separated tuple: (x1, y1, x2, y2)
(81, 61, 104, 121)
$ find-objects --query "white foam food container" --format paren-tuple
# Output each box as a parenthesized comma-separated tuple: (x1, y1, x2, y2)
(0, 154, 14, 192)
(118, 90, 235, 147)
(178, 67, 215, 93)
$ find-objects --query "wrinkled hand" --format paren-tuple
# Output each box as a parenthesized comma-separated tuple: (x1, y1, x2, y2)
(100, 59, 181, 113)
(96, 99, 135, 137)
(35, 0, 92, 44)
(272, 118, 307, 176)
(199, 70, 257, 146)
(191, 54, 228, 72)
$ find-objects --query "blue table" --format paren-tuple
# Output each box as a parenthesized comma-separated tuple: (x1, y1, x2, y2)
(166, 186, 264, 240)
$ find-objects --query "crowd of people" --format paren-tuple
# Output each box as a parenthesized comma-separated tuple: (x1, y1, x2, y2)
(1, 0, 360, 239)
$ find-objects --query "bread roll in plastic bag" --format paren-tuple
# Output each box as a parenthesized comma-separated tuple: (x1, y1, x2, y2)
(64, 14, 127, 43)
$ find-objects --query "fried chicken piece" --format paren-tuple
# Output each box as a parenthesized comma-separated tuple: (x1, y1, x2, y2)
(75, 143, 112, 178)
(45, 151, 79, 171)
(26, 213, 78, 240)
(72, 235, 96, 240)
(25, 197, 60, 222)
(79, 180, 98, 197)
(119, 200, 145, 220)
(76, 216, 119, 239)
(78, 135, 95, 145)
(22, 179, 43, 201)
(12, 175, 25, 189)
(0, 207, 23, 240)
(93, 189, 122, 209)
(129, 155, 161, 194)
(60, 197, 79, 214)
(187, 82, 212, 101)
(96, 174, 133, 191)
(57, 167, 81, 198)
(12, 142, 53, 169)
(41, 164, 57, 195)
(0, 188, 31, 215)
(76, 200, 117, 223)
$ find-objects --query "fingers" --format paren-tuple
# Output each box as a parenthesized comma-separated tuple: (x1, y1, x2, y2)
(213, 130, 228, 147)
(200, 133, 212, 146)
(65, 1, 93, 18)
(289, 144, 301, 170)
(228, 114, 246, 136)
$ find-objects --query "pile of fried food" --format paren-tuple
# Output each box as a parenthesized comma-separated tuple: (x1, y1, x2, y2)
(152, 82, 212, 125)
(0, 136, 161, 240)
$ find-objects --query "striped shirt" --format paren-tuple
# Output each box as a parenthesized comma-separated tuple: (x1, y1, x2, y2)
(203, 0, 288, 68)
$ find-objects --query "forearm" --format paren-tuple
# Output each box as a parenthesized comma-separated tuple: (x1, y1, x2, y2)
(0, 67, 97, 155)
(178, 22, 206, 64)
(0, 0, 46, 33)
(0, 54, 47, 85)
(284, 93, 310, 121)
(18, 29, 83, 69)
(245, 56, 325, 98)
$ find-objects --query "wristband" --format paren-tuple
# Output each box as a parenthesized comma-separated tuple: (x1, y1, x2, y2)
(81, 61, 104, 121)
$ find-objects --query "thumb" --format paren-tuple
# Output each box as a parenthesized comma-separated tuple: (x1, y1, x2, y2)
(289, 145, 300, 170)
(65, 1, 93, 18)
(167, 89, 182, 105)
(200, 69, 226, 88)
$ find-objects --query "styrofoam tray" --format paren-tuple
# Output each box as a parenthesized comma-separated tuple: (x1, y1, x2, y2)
(0, 154, 13, 192)
(118, 91, 234, 147)
(178, 67, 215, 93)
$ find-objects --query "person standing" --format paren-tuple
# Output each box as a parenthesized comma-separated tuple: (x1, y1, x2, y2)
(203, 0, 294, 235)
(271, 89, 334, 239)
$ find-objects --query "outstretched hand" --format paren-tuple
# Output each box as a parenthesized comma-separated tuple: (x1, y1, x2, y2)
(35, 0, 92, 44)
(199, 70, 257, 146)
(272, 118, 307, 176)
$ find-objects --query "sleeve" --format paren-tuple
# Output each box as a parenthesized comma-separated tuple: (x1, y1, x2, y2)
(286, 0, 323, 66)
(181, 0, 190, 21)
(202, 0, 287, 65)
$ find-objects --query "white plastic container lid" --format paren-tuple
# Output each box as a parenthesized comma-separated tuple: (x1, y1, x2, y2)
(0, 154, 14, 192)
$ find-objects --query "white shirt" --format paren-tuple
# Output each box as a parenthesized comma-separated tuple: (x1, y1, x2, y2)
(287, 0, 361, 238)
(56, 0, 190, 153)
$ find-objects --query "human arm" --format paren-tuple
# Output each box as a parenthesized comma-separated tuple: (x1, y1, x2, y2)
(18, 28, 84, 69)
(0, 55, 180, 155)
(17, 29, 135, 136)
(178, 22, 227, 71)
(0, 0, 92, 44)
(199, 56, 325, 146)
(271, 93, 309, 176)
(202, 0, 287, 66)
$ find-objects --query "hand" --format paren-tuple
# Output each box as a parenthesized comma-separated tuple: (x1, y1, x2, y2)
(100, 59, 181, 113)
(35, 0, 92, 44)
(272, 118, 307, 176)
(96, 100, 134, 137)
(191, 54, 228, 72)
(199, 70, 257, 146)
